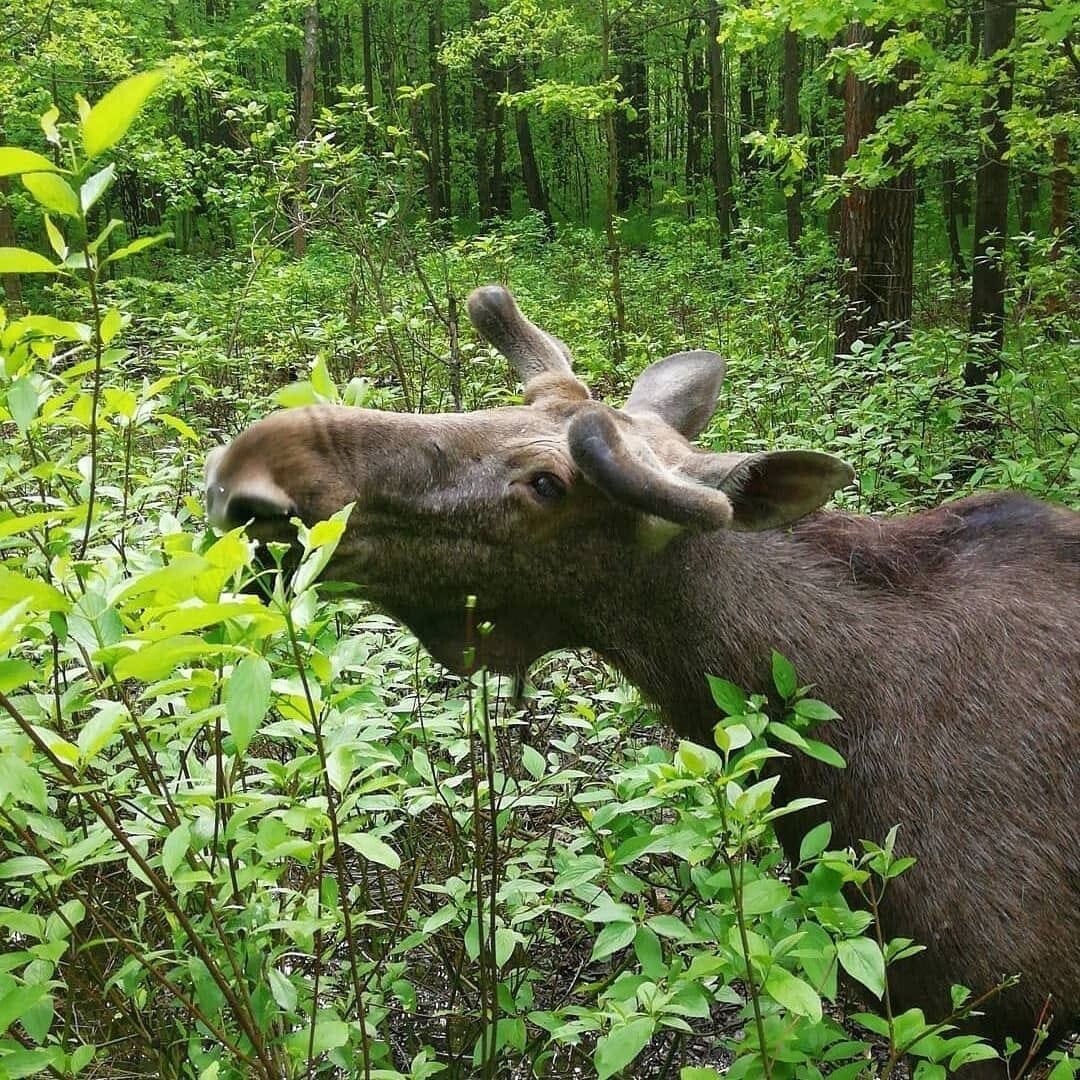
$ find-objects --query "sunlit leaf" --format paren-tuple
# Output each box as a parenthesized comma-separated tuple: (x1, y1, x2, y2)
(0, 248, 59, 274)
(0, 148, 58, 176)
(22, 172, 80, 217)
(82, 69, 167, 159)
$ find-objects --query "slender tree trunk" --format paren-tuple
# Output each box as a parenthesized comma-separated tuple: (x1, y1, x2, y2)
(613, 18, 650, 211)
(361, 0, 375, 107)
(965, 0, 1017, 382)
(1017, 169, 1037, 271)
(601, 0, 627, 367)
(470, 0, 495, 221)
(425, 0, 449, 221)
(835, 23, 916, 359)
(510, 63, 553, 232)
(942, 160, 967, 279)
(826, 32, 845, 240)
(683, 20, 708, 197)
(293, 2, 319, 258)
(707, 2, 734, 242)
(491, 95, 509, 217)
(781, 28, 803, 247)
(0, 174, 21, 313)
(1049, 131, 1069, 260)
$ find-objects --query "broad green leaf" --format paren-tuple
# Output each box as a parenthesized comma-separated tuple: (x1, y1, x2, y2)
(341, 831, 401, 870)
(113, 636, 217, 681)
(0, 983, 47, 1033)
(0, 856, 49, 880)
(99, 306, 123, 345)
(0, 248, 58, 274)
(0, 597, 32, 654)
(0, 752, 47, 812)
(740, 876, 790, 915)
(763, 965, 822, 1020)
(590, 919, 637, 961)
(706, 675, 747, 716)
(838, 937, 886, 999)
(268, 967, 297, 1012)
(799, 821, 832, 862)
(633, 925, 665, 978)
(161, 822, 190, 878)
(0, 659, 36, 695)
(0, 148, 58, 177)
(594, 1016, 655, 1080)
(802, 738, 847, 769)
(7, 314, 91, 343)
(8, 378, 38, 434)
(494, 927, 523, 968)
(103, 231, 172, 265)
(224, 656, 271, 755)
(949, 1045, 999, 1070)
(795, 698, 842, 723)
(77, 700, 128, 762)
(22, 172, 80, 217)
(80, 163, 115, 213)
(40, 107, 60, 146)
(772, 650, 798, 698)
(82, 70, 167, 159)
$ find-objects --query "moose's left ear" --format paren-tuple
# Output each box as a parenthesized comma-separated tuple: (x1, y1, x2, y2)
(624, 350, 725, 439)
(683, 449, 855, 531)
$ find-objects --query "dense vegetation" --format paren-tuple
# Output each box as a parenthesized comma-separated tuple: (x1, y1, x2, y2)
(0, 0, 1077, 1076)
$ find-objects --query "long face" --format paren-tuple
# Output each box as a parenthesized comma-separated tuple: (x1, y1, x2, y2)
(205, 286, 853, 673)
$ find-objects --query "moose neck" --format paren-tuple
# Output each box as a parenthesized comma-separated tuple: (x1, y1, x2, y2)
(583, 518, 908, 746)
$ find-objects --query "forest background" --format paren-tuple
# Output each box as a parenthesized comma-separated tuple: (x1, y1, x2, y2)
(0, 0, 1078, 1076)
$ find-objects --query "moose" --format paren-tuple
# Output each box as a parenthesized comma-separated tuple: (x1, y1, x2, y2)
(206, 285, 1079, 1065)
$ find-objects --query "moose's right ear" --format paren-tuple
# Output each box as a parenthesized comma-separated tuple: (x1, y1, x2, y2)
(624, 351, 725, 439)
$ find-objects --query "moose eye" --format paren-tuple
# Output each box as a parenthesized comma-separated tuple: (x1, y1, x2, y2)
(530, 472, 567, 501)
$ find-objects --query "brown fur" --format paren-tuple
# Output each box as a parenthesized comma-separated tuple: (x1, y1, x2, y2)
(206, 288, 1079, 1064)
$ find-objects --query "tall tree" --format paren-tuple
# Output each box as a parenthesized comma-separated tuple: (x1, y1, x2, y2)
(707, 1, 735, 241)
(509, 62, 552, 231)
(293, 1, 320, 258)
(613, 16, 650, 211)
(683, 19, 708, 197)
(965, 0, 1017, 381)
(781, 28, 803, 246)
(835, 24, 916, 358)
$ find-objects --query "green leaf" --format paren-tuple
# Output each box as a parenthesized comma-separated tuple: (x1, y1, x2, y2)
(113, 636, 217, 681)
(590, 920, 637, 962)
(740, 876, 790, 915)
(341, 831, 401, 870)
(794, 698, 842, 723)
(838, 937, 886, 999)
(763, 965, 822, 1020)
(80, 163, 115, 213)
(99, 306, 123, 345)
(77, 700, 128, 762)
(799, 821, 832, 862)
(0, 856, 49, 880)
(162, 822, 190, 878)
(0, 659, 36, 695)
(43, 214, 67, 259)
(22, 172, 80, 217)
(0, 983, 47, 1033)
(82, 69, 167, 159)
(103, 231, 172, 265)
(0, 148, 59, 177)
(706, 675, 747, 716)
(594, 1016, 655, 1080)
(224, 656, 271, 756)
(772, 650, 797, 699)
(0, 248, 59, 274)
(949, 1045, 999, 1070)
(633, 925, 665, 979)
(0, 752, 48, 812)
(268, 967, 298, 1012)
(8, 378, 38, 434)
(521, 742, 546, 779)
(802, 738, 847, 769)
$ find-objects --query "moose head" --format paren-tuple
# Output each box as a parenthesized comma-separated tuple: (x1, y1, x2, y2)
(205, 285, 853, 675)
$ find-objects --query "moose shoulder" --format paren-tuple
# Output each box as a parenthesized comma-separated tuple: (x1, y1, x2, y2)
(206, 285, 1079, 1061)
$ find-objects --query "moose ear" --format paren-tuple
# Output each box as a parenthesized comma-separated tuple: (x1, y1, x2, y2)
(684, 449, 855, 531)
(624, 351, 725, 439)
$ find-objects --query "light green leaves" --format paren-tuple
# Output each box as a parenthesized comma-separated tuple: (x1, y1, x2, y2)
(838, 936, 887, 999)
(224, 656, 271, 756)
(763, 965, 823, 1021)
(22, 172, 80, 217)
(0, 148, 57, 177)
(594, 1016, 655, 1080)
(0, 248, 58, 274)
(80, 164, 116, 213)
(82, 69, 167, 160)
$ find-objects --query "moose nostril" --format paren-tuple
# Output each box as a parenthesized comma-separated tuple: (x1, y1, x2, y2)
(227, 493, 294, 527)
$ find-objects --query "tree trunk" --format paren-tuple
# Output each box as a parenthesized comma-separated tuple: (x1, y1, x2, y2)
(835, 23, 916, 359)
(613, 19, 650, 211)
(1050, 132, 1069, 260)
(510, 63, 552, 232)
(601, 0, 627, 367)
(0, 174, 21, 313)
(781, 28, 803, 247)
(293, 2, 319, 258)
(470, 0, 495, 221)
(361, 0, 375, 107)
(965, 0, 1017, 382)
(942, 160, 967, 279)
(426, 0, 449, 221)
(683, 20, 708, 196)
(707, 2, 734, 242)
